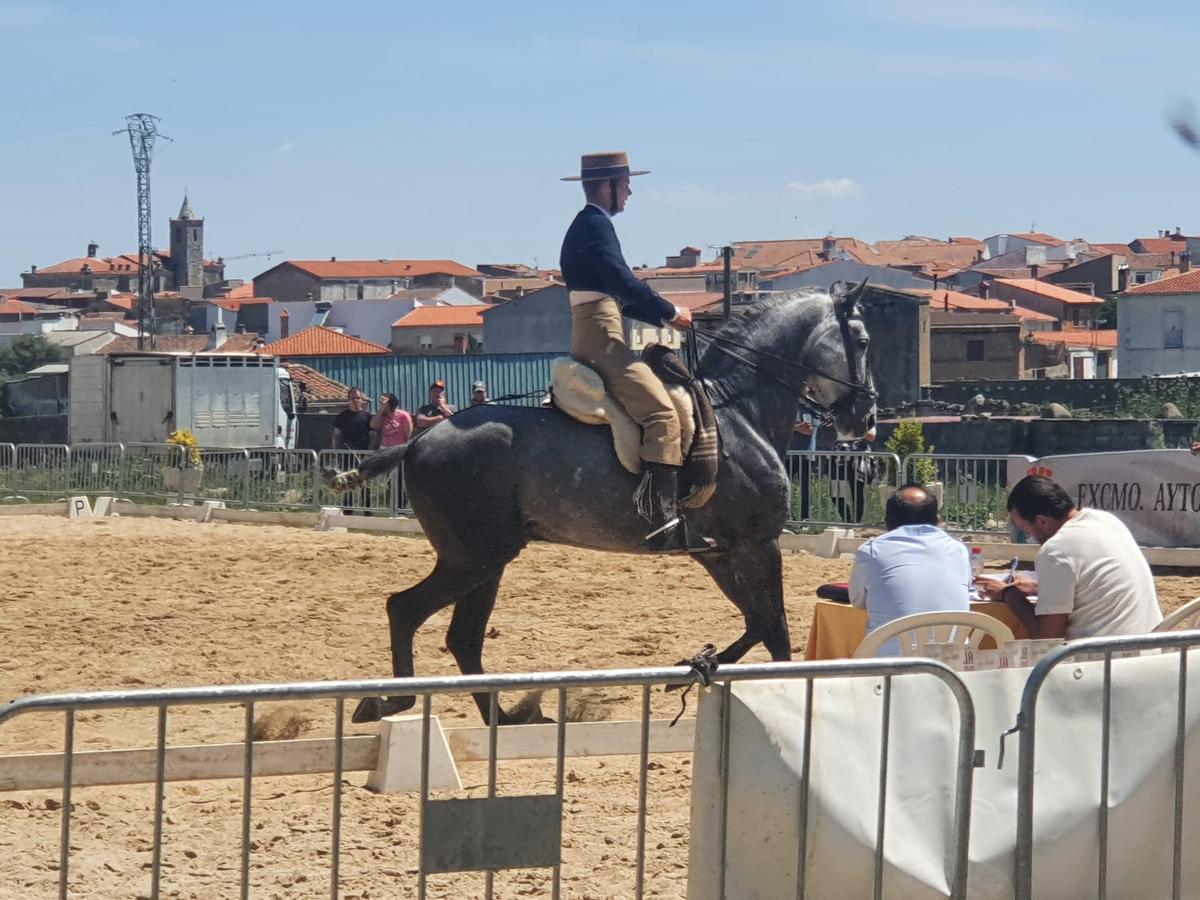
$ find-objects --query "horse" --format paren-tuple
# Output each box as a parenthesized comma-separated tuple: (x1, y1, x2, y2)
(328, 284, 877, 725)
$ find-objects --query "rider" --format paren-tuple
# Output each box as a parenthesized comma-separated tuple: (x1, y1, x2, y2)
(560, 151, 713, 554)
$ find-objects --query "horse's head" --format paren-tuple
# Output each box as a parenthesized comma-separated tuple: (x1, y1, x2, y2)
(803, 280, 877, 439)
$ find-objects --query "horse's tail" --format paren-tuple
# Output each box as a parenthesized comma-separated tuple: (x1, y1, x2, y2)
(321, 444, 408, 494)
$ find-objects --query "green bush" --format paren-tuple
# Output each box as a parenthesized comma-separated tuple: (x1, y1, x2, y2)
(885, 419, 938, 484)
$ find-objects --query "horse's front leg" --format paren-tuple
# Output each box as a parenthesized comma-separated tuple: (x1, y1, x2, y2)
(694, 538, 790, 663)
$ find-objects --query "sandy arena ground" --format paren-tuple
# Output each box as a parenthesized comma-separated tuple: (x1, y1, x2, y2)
(0, 515, 1196, 898)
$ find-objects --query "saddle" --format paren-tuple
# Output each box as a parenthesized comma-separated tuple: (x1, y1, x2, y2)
(550, 344, 719, 508)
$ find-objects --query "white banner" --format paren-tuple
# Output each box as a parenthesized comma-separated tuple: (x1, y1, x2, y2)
(1008, 449, 1200, 548)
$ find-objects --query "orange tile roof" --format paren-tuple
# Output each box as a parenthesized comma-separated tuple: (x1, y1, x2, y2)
(103, 334, 262, 354)
(283, 259, 481, 279)
(1007, 232, 1065, 246)
(1028, 330, 1117, 349)
(728, 237, 880, 270)
(392, 305, 488, 328)
(282, 363, 350, 402)
(872, 238, 980, 273)
(0, 298, 38, 314)
(1090, 243, 1134, 256)
(663, 291, 724, 311)
(1132, 237, 1186, 254)
(261, 326, 390, 356)
(912, 289, 1012, 312)
(103, 294, 136, 311)
(1126, 269, 1200, 295)
(1010, 304, 1057, 322)
(222, 283, 257, 299)
(993, 278, 1101, 305)
(33, 250, 222, 275)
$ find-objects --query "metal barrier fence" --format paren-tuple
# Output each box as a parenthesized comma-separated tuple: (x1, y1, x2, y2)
(1012, 630, 1200, 899)
(785, 450, 902, 529)
(902, 453, 1013, 533)
(0, 659, 976, 900)
(1, 442, 1016, 529)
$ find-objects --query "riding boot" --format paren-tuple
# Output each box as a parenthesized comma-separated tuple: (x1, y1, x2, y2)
(642, 463, 716, 554)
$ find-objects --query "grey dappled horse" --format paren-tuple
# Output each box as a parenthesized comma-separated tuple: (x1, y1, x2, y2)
(332, 286, 877, 724)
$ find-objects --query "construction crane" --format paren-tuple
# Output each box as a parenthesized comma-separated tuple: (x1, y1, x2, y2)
(217, 250, 285, 263)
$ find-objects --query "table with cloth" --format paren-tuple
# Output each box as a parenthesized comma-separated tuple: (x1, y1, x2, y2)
(803, 599, 1028, 660)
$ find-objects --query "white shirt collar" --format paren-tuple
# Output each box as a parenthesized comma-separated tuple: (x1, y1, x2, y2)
(587, 202, 612, 219)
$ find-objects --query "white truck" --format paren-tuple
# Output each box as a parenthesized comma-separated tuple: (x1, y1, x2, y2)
(69, 353, 301, 449)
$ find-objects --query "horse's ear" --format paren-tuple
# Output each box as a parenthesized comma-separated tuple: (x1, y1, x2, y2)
(830, 278, 869, 314)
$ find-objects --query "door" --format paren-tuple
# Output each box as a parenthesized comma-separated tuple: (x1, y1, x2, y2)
(109, 358, 174, 443)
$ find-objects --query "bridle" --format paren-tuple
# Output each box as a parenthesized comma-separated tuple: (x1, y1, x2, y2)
(688, 280, 877, 421)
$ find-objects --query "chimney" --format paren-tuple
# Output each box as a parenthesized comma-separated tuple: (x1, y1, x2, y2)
(329, 256, 337, 262)
(978, 281, 991, 300)
(1177, 226, 1183, 236)
(87, 241, 98, 259)
(820, 236, 836, 261)
(30, 265, 37, 274)
(1183, 252, 1192, 274)
(1171, 250, 1177, 267)
(208, 320, 228, 350)
(975, 249, 984, 263)
(1029, 264, 1039, 279)
(279, 308, 290, 339)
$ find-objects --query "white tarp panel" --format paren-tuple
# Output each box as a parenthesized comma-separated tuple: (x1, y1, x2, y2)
(688, 653, 1200, 899)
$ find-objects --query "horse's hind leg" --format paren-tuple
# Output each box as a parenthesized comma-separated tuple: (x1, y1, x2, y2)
(443, 570, 548, 725)
(694, 538, 790, 663)
(351, 561, 486, 724)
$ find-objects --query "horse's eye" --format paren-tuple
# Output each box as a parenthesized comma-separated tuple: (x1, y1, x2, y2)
(856, 337, 869, 348)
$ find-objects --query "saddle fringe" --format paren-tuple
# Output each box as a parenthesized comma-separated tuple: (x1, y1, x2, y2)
(633, 469, 655, 522)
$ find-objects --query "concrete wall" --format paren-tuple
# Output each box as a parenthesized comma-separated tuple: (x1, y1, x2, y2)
(1044, 254, 1121, 296)
(861, 286, 929, 409)
(1118, 291, 1200, 377)
(930, 316, 1023, 382)
(0, 414, 68, 444)
(391, 324, 482, 355)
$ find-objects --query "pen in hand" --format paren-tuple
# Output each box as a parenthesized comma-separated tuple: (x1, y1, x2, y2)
(1005, 557, 1018, 583)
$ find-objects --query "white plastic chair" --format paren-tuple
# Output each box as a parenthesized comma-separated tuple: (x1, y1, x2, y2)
(853, 611, 1016, 658)
(1154, 596, 1200, 632)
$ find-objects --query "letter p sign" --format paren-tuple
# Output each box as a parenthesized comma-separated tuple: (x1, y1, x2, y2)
(68, 496, 93, 519)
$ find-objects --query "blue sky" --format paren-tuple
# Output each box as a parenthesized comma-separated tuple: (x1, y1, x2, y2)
(2, 0, 1199, 285)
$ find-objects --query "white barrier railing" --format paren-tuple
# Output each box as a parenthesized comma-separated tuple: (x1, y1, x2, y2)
(0, 659, 976, 900)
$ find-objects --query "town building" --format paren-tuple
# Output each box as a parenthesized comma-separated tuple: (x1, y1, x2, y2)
(989, 278, 1102, 329)
(21, 196, 225, 297)
(252, 259, 484, 302)
(390, 305, 488, 355)
(1118, 269, 1200, 377)
(929, 311, 1024, 381)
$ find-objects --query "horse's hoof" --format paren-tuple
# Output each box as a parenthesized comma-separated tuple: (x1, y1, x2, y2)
(351, 695, 415, 723)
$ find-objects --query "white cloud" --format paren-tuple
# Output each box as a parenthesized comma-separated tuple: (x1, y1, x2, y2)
(788, 178, 862, 199)
(273, 141, 295, 155)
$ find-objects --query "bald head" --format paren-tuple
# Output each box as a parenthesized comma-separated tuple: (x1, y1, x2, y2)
(885, 483, 939, 530)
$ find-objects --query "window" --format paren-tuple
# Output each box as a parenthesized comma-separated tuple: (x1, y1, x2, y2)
(468, 332, 483, 352)
(1164, 310, 1184, 349)
(356, 284, 365, 300)
(1135, 272, 1149, 285)
(419, 334, 434, 350)
(966, 339, 984, 361)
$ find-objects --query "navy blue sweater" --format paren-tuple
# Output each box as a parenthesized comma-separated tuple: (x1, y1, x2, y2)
(559, 205, 678, 327)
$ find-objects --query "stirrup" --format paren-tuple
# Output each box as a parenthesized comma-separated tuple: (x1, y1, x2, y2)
(644, 517, 716, 555)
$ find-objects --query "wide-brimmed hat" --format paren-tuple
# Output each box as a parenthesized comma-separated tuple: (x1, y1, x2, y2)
(561, 151, 649, 182)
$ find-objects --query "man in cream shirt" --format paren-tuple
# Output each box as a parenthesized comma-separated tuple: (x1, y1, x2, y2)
(979, 475, 1162, 639)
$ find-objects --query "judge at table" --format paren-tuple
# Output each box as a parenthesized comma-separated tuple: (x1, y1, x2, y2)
(849, 483, 972, 656)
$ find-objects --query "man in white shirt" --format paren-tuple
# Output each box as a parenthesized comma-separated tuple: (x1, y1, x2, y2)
(850, 484, 972, 656)
(979, 475, 1162, 639)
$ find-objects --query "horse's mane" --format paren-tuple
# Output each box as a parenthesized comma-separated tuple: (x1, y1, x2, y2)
(703, 288, 831, 344)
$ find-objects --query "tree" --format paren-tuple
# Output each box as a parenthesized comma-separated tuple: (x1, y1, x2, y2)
(0, 334, 69, 377)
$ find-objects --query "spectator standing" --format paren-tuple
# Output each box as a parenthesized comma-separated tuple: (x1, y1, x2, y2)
(332, 387, 372, 451)
(372, 393, 413, 448)
(414, 380, 456, 434)
(979, 476, 1162, 639)
(471, 381, 491, 406)
(831, 427, 877, 524)
(850, 484, 972, 656)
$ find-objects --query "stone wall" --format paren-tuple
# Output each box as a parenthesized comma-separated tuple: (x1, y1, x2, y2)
(925, 375, 1200, 414)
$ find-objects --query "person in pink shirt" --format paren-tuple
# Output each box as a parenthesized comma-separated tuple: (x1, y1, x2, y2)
(372, 393, 413, 448)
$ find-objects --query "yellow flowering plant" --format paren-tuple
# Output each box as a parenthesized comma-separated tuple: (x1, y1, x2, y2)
(166, 429, 202, 467)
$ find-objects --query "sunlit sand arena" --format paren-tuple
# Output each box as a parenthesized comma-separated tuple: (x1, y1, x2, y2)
(1, 514, 1197, 897)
